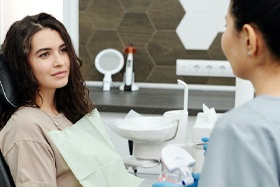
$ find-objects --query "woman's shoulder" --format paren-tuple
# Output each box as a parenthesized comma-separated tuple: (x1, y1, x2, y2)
(8, 107, 44, 125)
(1, 107, 55, 138)
(14, 106, 41, 115)
(215, 96, 280, 130)
(0, 107, 54, 155)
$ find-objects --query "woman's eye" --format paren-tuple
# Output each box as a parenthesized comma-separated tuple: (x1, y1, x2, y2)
(61, 48, 68, 53)
(39, 52, 49, 58)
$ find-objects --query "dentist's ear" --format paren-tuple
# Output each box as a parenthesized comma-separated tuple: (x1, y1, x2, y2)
(242, 24, 257, 56)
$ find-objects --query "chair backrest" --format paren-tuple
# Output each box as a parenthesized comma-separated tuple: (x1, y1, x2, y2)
(0, 53, 18, 187)
(0, 150, 15, 187)
(0, 54, 19, 115)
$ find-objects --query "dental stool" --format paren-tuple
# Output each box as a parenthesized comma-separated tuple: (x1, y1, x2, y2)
(0, 53, 18, 187)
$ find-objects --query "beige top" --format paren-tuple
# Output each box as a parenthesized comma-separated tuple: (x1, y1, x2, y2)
(0, 107, 82, 187)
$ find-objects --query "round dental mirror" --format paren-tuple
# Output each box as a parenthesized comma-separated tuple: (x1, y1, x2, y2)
(95, 48, 124, 75)
(95, 49, 124, 91)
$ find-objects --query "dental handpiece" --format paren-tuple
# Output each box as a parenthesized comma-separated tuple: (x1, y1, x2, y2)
(191, 142, 208, 149)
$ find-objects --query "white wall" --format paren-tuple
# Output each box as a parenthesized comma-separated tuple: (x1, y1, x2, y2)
(0, 0, 78, 53)
(63, 0, 79, 54)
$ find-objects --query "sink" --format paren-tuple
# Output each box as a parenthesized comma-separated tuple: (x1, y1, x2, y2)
(109, 116, 179, 144)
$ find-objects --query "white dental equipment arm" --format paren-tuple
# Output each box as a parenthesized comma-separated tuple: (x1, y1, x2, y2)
(177, 79, 188, 111)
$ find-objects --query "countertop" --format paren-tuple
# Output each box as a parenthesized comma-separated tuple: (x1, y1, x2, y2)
(88, 86, 235, 116)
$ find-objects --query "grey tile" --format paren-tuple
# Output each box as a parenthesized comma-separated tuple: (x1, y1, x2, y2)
(117, 13, 155, 47)
(148, 0, 185, 30)
(120, 0, 152, 13)
(87, 0, 125, 28)
(147, 31, 185, 65)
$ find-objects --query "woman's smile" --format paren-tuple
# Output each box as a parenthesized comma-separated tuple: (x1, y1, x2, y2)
(52, 70, 68, 78)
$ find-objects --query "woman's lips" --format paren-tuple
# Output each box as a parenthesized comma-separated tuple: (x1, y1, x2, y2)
(52, 70, 67, 77)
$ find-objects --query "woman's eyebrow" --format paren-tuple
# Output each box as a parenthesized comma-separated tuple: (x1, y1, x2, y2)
(35, 48, 50, 55)
(59, 43, 66, 48)
(35, 43, 66, 54)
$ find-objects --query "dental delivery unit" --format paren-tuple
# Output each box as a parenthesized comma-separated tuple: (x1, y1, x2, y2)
(110, 79, 222, 185)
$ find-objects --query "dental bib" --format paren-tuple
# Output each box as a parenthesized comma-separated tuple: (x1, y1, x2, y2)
(49, 109, 143, 187)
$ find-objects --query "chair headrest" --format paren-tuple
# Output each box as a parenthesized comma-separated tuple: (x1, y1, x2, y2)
(0, 54, 19, 116)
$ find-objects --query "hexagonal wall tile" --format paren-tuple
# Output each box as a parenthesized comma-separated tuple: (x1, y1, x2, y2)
(208, 33, 227, 60)
(120, 0, 151, 12)
(79, 46, 97, 80)
(147, 0, 185, 30)
(177, 0, 230, 50)
(208, 0, 230, 32)
(147, 66, 178, 83)
(79, 0, 92, 11)
(86, 0, 125, 29)
(147, 31, 185, 65)
(87, 30, 123, 60)
(179, 0, 210, 12)
(179, 0, 229, 32)
(117, 13, 155, 47)
(79, 12, 95, 46)
(176, 13, 218, 50)
(130, 48, 154, 82)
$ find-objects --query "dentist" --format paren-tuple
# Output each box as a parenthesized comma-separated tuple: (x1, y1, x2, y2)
(153, 0, 280, 186)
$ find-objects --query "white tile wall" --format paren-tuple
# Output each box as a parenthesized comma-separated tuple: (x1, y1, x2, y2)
(177, 0, 230, 50)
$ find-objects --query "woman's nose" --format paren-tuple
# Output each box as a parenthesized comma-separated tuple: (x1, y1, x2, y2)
(54, 53, 65, 66)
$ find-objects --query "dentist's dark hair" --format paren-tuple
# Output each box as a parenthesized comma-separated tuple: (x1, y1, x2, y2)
(0, 12, 94, 127)
(230, 0, 280, 59)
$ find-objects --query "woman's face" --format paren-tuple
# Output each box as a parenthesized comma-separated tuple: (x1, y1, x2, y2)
(28, 28, 70, 93)
(221, 9, 250, 79)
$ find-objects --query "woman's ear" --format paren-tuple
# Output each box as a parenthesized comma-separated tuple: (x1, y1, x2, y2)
(242, 24, 257, 56)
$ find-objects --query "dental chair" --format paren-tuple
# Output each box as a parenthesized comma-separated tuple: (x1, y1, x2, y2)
(0, 53, 18, 187)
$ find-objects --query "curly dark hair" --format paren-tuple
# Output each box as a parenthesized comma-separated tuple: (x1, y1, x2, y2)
(0, 12, 94, 127)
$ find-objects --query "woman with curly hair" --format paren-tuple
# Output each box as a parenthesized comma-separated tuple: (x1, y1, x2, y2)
(0, 12, 95, 186)
(0, 12, 143, 187)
